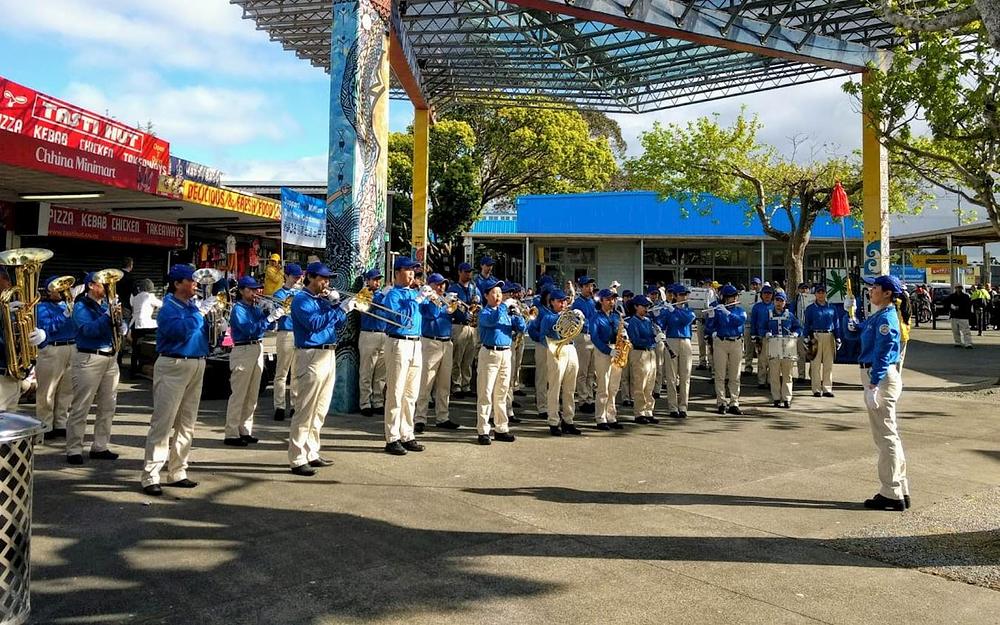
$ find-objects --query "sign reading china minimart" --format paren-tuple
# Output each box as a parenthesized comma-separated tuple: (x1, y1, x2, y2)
(39, 204, 186, 248)
(0, 75, 169, 173)
(182, 180, 281, 220)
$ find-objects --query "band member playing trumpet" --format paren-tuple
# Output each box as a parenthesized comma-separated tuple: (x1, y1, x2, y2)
(766, 291, 801, 408)
(447, 262, 479, 398)
(272, 263, 303, 421)
(541, 289, 583, 436)
(661, 284, 696, 419)
(141, 264, 211, 496)
(526, 281, 554, 420)
(66, 272, 127, 464)
(35, 276, 76, 438)
(382, 257, 426, 456)
(224, 276, 282, 446)
(706, 285, 748, 415)
(750, 285, 775, 389)
(358, 268, 388, 417)
(626, 295, 658, 424)
(804, 284, 841, 398)
(589, 288, 625, 430)
(288, 262, 350, 475)
(416, 273, 460, 433)
(475, 279, 524, 444)
(572, 276, 598, 415)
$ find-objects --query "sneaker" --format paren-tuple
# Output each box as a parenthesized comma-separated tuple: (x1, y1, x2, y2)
(596, 423, 611, 431)
(435, 420, 461, 430)
(609, 421, 624, 429)
(477, 434, 492, 445)
(863, 493, 905, 511)
(549, 425, 563, 436)
(385, 441, 407, 455)
(727, 405, 743, 416)
(414, 423, 425, 434)
(493, 431, 516, 442)
(402, 440, 425, 452)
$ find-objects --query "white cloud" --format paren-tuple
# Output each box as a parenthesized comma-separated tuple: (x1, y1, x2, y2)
(222, 155, 328, 182)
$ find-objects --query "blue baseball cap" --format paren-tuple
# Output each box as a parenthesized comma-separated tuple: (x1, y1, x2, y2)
(238, 276, 262, 290)
(426, 272, 447, 285)
(479, 256, 494, 266)
(675, 283, 691, 294)
(539, 283, 554, 295)
(720, 285, 739, 298)
(549, 288, 569, 300)
(501, 282, 519, 294)
(622, 289, 634, 298)
(284, 263, 303, 277)
(393, 256, 420, 271)
(751, 277, 762, 285)
(864, 274, 904, 295)
(363, 268, 383, 280)
(482, 278, 505, 292)
(646, 285, 659, 295)
(797, 282, 810, 289)
(306, 261, 334, 277)
(813, 283, 827, 293)
(774, 290, 787, 301)
(457, 262, 473, 272)
(577, 275, 596, 286)
(633, 295, 651, 308)
(665, 283, 676, 294)
(167, 264, 195, 281)
(760, 285, 774, 295)
(538, 275, 554, 287)
(597, 288, 617, 299)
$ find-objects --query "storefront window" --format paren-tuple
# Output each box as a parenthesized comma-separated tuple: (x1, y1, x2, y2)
(714, 268, 749, 289)
(535, 245, 597, 286)
(643, 246, 677, 266)
(714, 248, 750, 266)
(679, 248, 711, 266)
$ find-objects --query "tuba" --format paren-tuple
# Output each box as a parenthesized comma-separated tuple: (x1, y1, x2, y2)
(0, 248, 53, 379)
(92, 268, 125, 353)
(551, 309, 585, 357)
(193, 268, 225, 347)
(47, 275, 75, 306)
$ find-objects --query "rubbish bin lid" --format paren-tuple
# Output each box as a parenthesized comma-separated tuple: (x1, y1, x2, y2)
(0, 412, 45, 443)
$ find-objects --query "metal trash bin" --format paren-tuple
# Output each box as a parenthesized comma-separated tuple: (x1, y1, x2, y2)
(0, 413, 44, 625)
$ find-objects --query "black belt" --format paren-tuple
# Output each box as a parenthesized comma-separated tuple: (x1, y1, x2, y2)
(632, 347, 653, 351)
(361, 329, 381, 333)
(162, 353, 206, 360)
(483, 345, 509, 351)
(860, 363, 872, 369)
(424, 336, 451, 342)
(388, 334, 420, 341)
(77, 348, 115, 356)
(813, 330, 832, 334)
(233, 340, 262, 346)
(717, 337, 741, 342)
(46, 340, 75, 347)
(302, 344, 337, 350)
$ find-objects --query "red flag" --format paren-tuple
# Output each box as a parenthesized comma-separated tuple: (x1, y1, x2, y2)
(830, 180, 851, 218)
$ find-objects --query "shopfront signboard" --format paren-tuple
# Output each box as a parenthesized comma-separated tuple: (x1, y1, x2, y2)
(0, 130, 144, 190)
(0, 75, 170, 173)
(280, 188, 326, 248)
(38, 204, 186, 248)
(182, 180, 280, 220)
(170, 156, 222, 187)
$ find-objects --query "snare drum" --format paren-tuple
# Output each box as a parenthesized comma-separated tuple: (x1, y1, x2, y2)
(767, 336, 798, 361)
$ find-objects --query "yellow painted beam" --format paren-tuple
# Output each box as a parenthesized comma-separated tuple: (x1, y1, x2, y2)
(861, 70, 889, 279)
(412, 108, 430, 266)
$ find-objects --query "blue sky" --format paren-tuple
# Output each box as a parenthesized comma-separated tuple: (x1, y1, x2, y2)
(0, 0, 991, 241)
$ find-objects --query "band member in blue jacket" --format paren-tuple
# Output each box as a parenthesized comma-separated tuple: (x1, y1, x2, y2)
(447, 262, 481, 398)
(706, 285, 748, 415)
(765, 291, 801, 408)
(272, 263, 303, 421)
(750, 285, 775, 388)
(661, 284, 697, 418)
(572, 276, 599, 414)
(541, 289, 582, 436)
(382, 257, 426, 456)
(416, 273, 461, 433)
(35, 277, 76, 438)
(804, 284, 841, 398)
(527, 285, 554, 420)
(626, 295, 658, 424)
(589, 288, 626, 430)
(475, 279, 525, 444)
(357, 268, 388, 417)
(846, 275, 910, 511)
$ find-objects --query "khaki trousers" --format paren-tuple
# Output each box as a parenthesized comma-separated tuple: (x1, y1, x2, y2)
(713, 339, 743, 408)
(756, 338, 770, 385)
(769, 357, 794, 402)
(273, 331, 298, 413)
(0, 375, 22, 412)
(225, 343, 264, 438)
(618, 350, 632, 401)
(743, 325, 755, 371)
(574, 333, 596, 403)
(450, 324, 476, 392)
(666, 338, 692, 412)
(629, 349, 657, 417)
(385, 337, 421, 443)
(505, 338, 525, 417)
(477, 347, 511, 435)
(35, 343, 74, 431)
(696, 317, 711, 367)
(810, 333, 836, 394)
(66, 351, 119, 456)
(951, 318, 972, 347)
(416, 338, 452, 424)
(288, 348, 336, 467)
(796, 337, 809, 379)
(141, 357, 205, 487)
(593, 350, 622, 424)
(358, 330, 386, 409)
(862, 367, 909, 500)
(546, 343, 578, 426)
(534, 342, 549, 413)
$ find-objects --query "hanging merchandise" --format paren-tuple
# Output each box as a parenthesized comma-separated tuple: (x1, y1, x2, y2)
(248, 239, 260, 269)
(199, 243, 208, 263)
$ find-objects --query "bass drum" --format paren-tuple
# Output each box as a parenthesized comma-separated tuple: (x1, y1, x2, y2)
(767, 336, 798, 361)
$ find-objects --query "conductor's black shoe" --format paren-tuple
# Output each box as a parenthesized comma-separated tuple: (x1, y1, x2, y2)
(274, 408, 286, 421)
(89, 449, 119, 460)
(813, 392, 822, 397)
(385, 441, 407, 455)
(727, 405, 743, 415)
(435, 420, 461, 430)
(678, 411, 688, 419)
(241, 434, 259, 444)
(309, 457, 335, 467)
(549, 425, 563, 436)
(822, 392, 835, 398)
(508, 415, 522, 424)
(669, 411, 679, 418)
(782, 401, 790, 409)
(477, 434, 492, 445)
(717, 405, 727, 415)
(863, 494, 905, 511)
(164, 478, 199, 488)
(494, 431, 516, 442)
(904, 495, 912, 509)
(610, 421, 624, 429)
(560, 423, 583, 435)
(414, 423, 425, 434)
(66, 454, 84, 465)
(224, 437, 248, 447)
(773, 400, 782, 407)
(143, 484, 163, 497)
(402, 440, 425, 452)
(596, 423, 611, 431)
(290, 464, 317, 476)
(360, 407, 373, 417)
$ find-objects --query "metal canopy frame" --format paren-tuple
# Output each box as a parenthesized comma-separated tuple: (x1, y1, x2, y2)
(232, 0, 918, 113)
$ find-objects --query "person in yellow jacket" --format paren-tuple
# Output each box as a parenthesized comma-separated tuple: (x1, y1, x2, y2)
(263, 254, 283, 296)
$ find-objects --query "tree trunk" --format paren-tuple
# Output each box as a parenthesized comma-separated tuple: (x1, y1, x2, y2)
(785, 234, 809, 288)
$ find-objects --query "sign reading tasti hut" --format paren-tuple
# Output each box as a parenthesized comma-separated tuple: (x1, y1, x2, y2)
(39, 204, 186, 248)
(182, 180, 281, 220)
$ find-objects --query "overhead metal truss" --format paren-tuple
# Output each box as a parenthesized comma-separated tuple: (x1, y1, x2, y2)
(231, 0, 922, 113)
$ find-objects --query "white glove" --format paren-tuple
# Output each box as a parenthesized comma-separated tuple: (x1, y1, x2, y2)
(610, 281, 621, 290)
(418, 285, 434, 301)
(714, 305, 729, 315)
(340, 298, 357, 312)
(63, 306, 73, 318)
(472, 294, 481, 304)
(8, 301, 23, 311)
(266, 308, 286, 323)
(864, 385, 881, 409)
(766, 332, 773, 338)
(259, 300, 275, 316)
(655, 333, 665, 344)
(663, 303, 675, 313)
(28, 328, 45, 346)
(326, 289, 341, 304)
(706, 308, 716, 318)
(790, 332, 799, 338)
(573, 309, 586, 321)
(844, 296, 856, 312)
(119, 321, 129, 336)
(836, 339, 842, 350)
(847, 319, 858, 332)
(610, 348, 620, 360)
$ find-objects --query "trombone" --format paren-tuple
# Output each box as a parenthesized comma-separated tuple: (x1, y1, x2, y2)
(255, 293, 293, 313)
(336, 287, 412, 329)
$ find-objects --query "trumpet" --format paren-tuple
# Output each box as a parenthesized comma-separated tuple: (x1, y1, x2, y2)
(47, 275, 75, 306)
(255, 293, 293, 313)
(336, 287, 412, 329)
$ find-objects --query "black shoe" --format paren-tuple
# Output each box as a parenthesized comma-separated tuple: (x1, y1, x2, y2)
(435, 420, 461, 430)
(696, 364, 707, 370)
(402, 440, 425, 452)
(67, 454, 84, 465)
(45, 427, 67, 440)
(549, 425, 563, 436)
(904, 495, 911, 509)
(414, 423, 425, 434)
(539, 412, 549, 421)
(678, 411, 688, 419)
(596, 423, 611, 431)
(494, 431, 516, 442)
(727, 405, 742, 415)
(717, 405, 727, 415)
(508, 415, 521, 424)
(291, 464, 317, 476)
(512, 400, 522, 409)
(774, 400, 782, 407)
(360, 407, 374, 417)
(652, 392, 661, 399)
(241, 434, 259, 444)
(635, 416, 650, 424)
(224, 437, 248, 447)
(622, 399, 634, 407)
(782, 401, 790, 409)
(813, 392, 822, 397)
(609, 421, 624, 429)
(822, 392, 835, 398)
(561, 423, 582, 435)
(142, 484, 163, 496)
(863, 493, 905, 511)
(289, 409, 296, 420)
(647, 416, 660, 424)
(488, 417, 494, 426)
(477, 434, 492, 445)
(44, 430, 58, 441)
(164, 478, 199, 488)
(308, 457, 335, 467)
(669, 411, 679, 418)
(514, 389, 526, 396)
(756, 383, 767, 389)
(274, 408, 286, 421)
(385, 441, 407, 455)
(89, 449, 119, 460)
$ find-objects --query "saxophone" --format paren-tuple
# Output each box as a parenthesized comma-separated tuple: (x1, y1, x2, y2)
(611, 308, 631, 368)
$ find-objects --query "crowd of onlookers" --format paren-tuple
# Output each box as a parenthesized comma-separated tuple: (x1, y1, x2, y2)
(912, 282, 998, 348)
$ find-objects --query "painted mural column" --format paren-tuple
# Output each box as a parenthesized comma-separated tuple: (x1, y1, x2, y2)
(327, 0, 391, 413)
(861, 70, 890, 281)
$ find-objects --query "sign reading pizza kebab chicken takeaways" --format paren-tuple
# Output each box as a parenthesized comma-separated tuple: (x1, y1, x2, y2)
(0, 76, 170, 173)
(182, 180, 281, 220)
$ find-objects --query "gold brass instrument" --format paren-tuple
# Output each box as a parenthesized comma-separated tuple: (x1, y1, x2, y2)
(509, 301, 536, 351)
(193, 268, 226, 346)
(468, 303, 482, 328)
(92, 268, 125, 353)
(0, 247, 53, 379)
(256, 293, 293, 313)
(551, 309, 585, 357)
(47, 275, 75, 306)
(611, 306, 631, 369)
(339, 287, 410, 329)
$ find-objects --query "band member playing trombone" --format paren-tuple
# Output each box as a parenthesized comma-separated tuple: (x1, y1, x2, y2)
(706, 285, 747, 415)
(358, 268, 388, 417)
(447, 262, 479, 398)
(766, 291, 800, 408)
(35, 276, 76, 438)
(661, 284, 696, 419)
(272, 263, 303, 421)
(475, 279, 524, 444)
(590, 288, 625, 430)
(66, 272, 127, 465)
(382, 257, 426, 456)
(626, 295, 658, 424)
(288, 262, 350, 475)
(416, 273, 460, 433)
(224, 276, 283, 447)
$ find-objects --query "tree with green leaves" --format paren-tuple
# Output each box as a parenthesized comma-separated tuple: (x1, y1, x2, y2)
(626, 110, 930, 286)
(877, 1, 1000, 51)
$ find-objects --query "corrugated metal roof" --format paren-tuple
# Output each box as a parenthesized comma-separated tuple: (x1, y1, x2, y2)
(469, 219, 518, 235)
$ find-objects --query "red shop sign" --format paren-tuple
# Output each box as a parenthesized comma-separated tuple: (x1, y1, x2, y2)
(40, 204, 186, 248)
(0, 76, 169, 172)
(0, 130, 144, 190)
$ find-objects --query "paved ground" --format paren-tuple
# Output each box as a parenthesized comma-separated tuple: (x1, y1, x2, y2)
(27, 327, 1000, 624)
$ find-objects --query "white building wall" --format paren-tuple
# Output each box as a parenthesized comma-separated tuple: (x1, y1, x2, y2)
(597, 241, 641, 294)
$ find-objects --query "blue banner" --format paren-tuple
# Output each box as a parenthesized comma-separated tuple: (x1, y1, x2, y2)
(890, 263, 926, 284)
(281, 188, 327, 248)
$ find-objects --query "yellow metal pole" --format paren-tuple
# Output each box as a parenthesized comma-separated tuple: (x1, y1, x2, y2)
(861, 70, 890, 280)
(412, 107, 430, 267)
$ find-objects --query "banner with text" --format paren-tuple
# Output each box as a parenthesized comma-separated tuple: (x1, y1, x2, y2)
(182, 180, 280, 220)
(39, 204, 186, 248)
(280, 188, 326, 248)
(0, 130, 144, 190)
(170, 156, 222, 187)
(1, 75, 170, 172)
